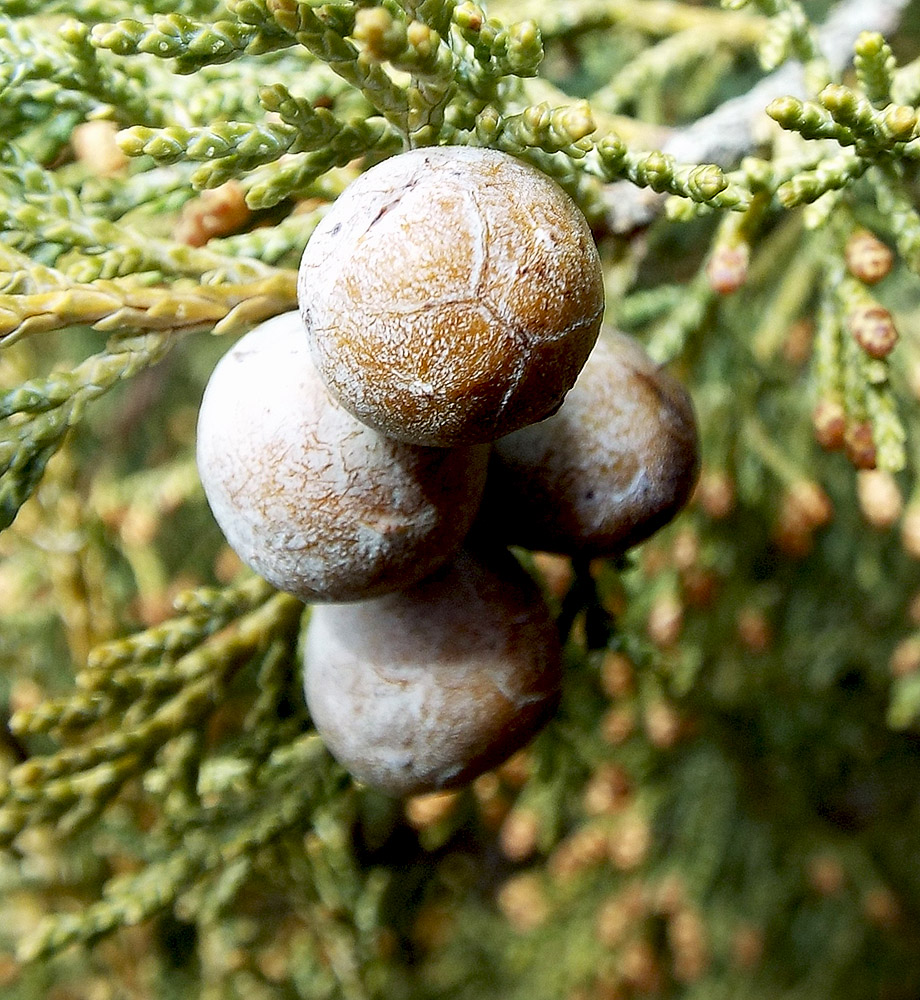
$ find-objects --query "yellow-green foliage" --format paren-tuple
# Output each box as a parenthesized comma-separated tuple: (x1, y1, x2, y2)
(3, 2, 920, 998)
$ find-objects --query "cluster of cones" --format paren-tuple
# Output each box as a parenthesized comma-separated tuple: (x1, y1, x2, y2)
(196, 147, 699, 796)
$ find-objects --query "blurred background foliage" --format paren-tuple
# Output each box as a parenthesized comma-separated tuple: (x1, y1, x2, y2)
(3, 0, 920, 998)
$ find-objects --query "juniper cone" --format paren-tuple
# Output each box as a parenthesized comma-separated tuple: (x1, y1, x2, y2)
(196, 311, 490, 601)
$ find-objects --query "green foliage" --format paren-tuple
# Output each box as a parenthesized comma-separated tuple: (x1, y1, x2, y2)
(3, 1, 920, 998)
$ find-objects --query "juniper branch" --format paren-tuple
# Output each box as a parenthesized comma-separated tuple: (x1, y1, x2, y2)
(1, 156, 280, 281)
(0, 15, 162, 133)
(78, 164, 199, 222)
(1, 588, 302, 848)
(0, 270, 297, 346)
(5, 0, 223, 16)
(892, 54, 920, 105)
(867, 166, 920, 273)
(241, 0, 413, 135)
(242, 118, 402, 208)
(854, 31, 896, 107)
(773, 151, 869, 208)
(89, 12, 294, 72)
(604, 0, 911, 232)
(453, 2, 544, 92)
(0, 333, 175, 530)
(768, 87, 918, 158)
(493, 0, 766, 45)
(866, 377, 906, 472)
(0, 245, 69, 295)
(18, 733, 330, 962)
